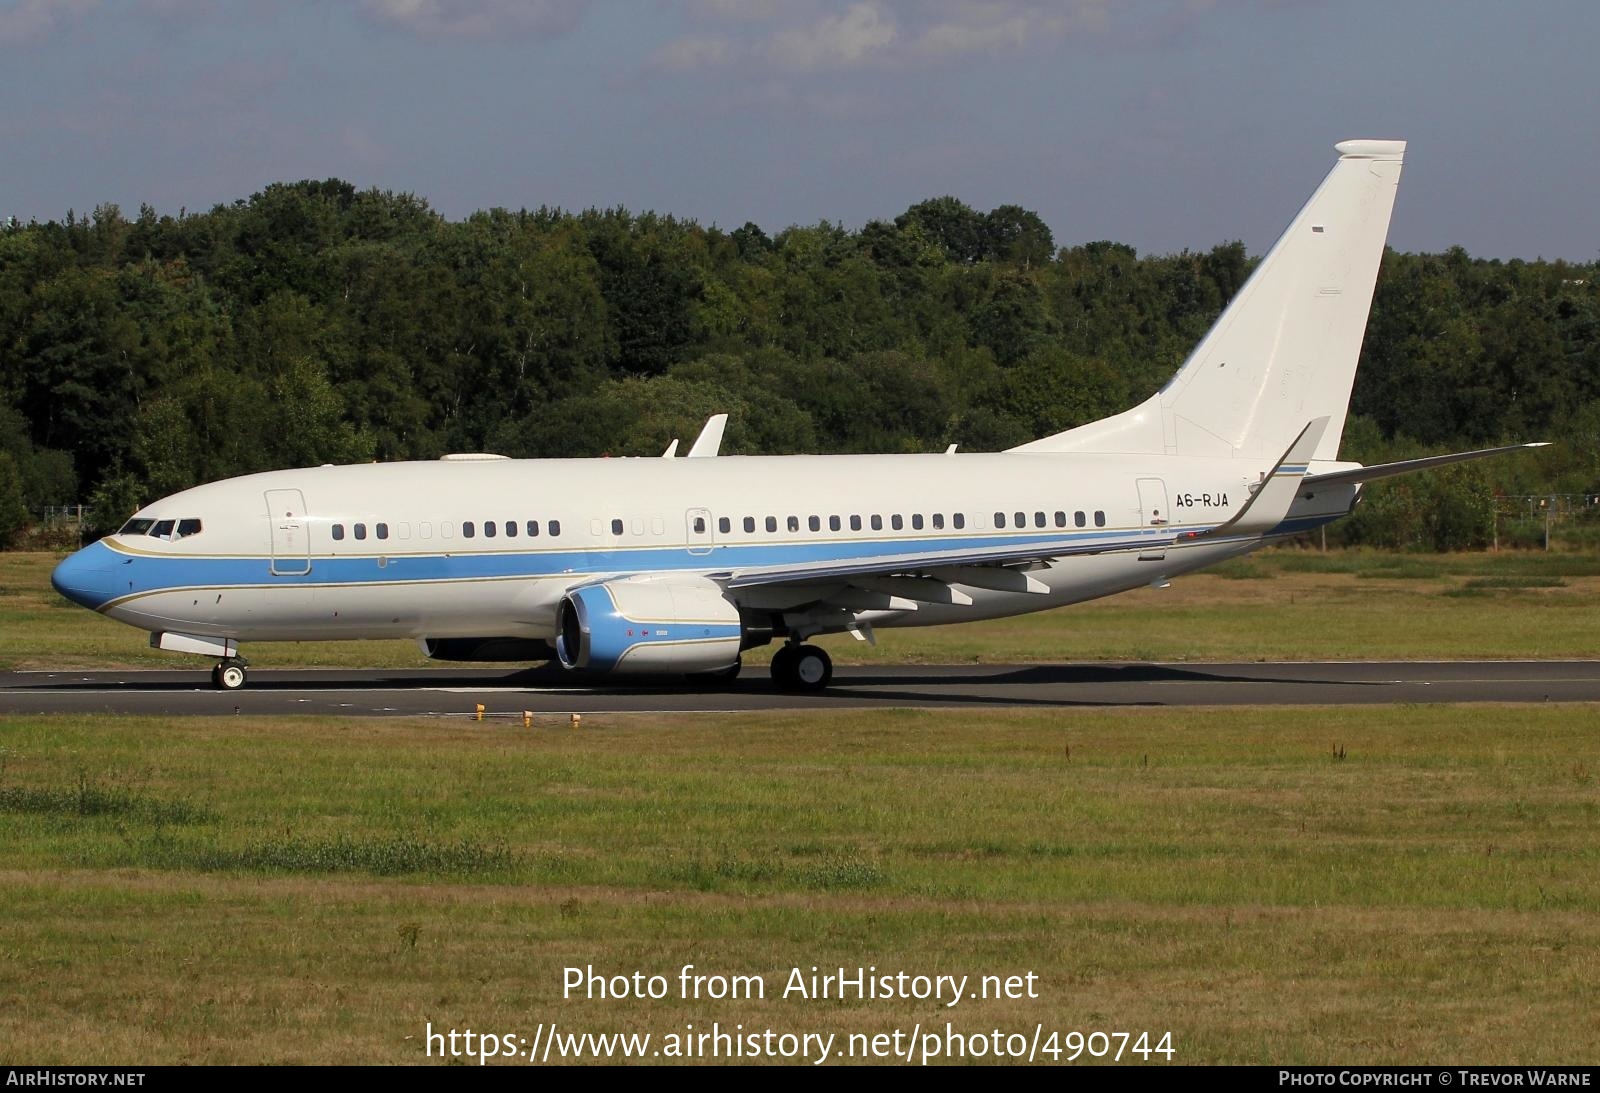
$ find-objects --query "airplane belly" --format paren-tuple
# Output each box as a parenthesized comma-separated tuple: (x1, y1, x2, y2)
(305, 574, 563, 641)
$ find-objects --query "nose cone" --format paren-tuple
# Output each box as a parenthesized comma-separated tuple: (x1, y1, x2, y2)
(51, 541, 119, 610)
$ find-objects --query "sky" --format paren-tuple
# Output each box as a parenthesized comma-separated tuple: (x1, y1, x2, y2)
(0, 0, 1595, 260)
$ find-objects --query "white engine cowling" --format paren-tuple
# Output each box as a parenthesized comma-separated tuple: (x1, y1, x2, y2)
(556, 575, 743, 674)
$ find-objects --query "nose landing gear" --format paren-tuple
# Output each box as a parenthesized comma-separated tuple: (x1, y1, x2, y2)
(210, 657, 249, 691)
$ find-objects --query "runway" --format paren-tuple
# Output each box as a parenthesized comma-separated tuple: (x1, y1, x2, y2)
(2, 660, 1598, 717)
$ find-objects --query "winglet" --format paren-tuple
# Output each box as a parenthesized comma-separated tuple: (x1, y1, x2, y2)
(1191, 417, 1328, 540)
(686, 414, 728, 458)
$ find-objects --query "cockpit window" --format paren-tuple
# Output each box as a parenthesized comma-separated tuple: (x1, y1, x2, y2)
(176, 518, 202, 538)
(149, 519, 176, 540)
(118, 519, 155, 536)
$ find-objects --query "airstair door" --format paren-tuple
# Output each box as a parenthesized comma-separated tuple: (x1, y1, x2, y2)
(265, 489, 312, 576)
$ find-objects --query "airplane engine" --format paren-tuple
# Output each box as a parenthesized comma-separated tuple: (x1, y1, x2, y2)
(556, 576, 747, 674)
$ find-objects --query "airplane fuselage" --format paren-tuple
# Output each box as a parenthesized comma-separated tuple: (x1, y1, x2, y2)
(54, 450, 1357, 646)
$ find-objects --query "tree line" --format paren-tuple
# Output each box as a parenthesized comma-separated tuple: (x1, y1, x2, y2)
(1, 180, 1595, 549)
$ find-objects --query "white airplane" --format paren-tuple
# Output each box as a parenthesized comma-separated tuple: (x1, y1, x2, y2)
(51, 140, 1543, 693)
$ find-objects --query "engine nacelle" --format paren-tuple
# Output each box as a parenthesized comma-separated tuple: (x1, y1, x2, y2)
(418, 637, 556, 663)
(556, 576, 743, 674)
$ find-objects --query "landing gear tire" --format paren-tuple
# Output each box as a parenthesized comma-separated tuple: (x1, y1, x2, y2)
(772, 643, 831, 692)
(212, 661, 247, 691)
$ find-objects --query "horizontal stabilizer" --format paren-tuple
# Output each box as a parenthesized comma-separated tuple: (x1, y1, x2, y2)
(1303, 443, 1549, 489)
(1192, 417, 1327, 540)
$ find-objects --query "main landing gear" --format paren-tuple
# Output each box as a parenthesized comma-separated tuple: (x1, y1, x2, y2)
(770, 643, 832, 692)
(210, 657, 249, 691)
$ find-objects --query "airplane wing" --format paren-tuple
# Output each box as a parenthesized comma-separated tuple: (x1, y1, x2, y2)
(714, 417, 1333, 611)
(717, 530, 1168, 593)
(1302, 442, 1549, 489)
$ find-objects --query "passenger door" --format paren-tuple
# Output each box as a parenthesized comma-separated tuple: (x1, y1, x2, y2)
(1136, 477, 1169, 561)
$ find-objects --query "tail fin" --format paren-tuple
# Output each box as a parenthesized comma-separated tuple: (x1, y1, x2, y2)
(1010, 139, 1404, 462)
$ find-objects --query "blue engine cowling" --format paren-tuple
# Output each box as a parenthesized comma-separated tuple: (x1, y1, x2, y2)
(556, 576, 743, 674)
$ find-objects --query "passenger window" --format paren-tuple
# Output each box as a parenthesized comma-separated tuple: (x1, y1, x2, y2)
(808, 515, 820, 532)
(787, 516, 799, 533)
(632, 517, 644, 536)
(354, 523, 368, 541)
(994, 512, 1006, 528)
(377, 523, 389, 540)
(461, 522, 473, 539)
(765, 516, 777, 533)
(332, 524, 345, 541)
(484, 521, 496, 538)
(548, 520, 560, 536)
(850, 515, 862, 531)
(177, 518, 202, 538)
(1055, 511, 1066, 528)
(611, 518, 624, 535)
(891, 515, 903, 531)
(912, 514, 924, 530)
(693, 516, 706, 534)
(1075, 511, 1086, 527)
(954, 513, 966, 530)
(398, 522, 412, 540)
(652, 516, 665, 536)
(1035, 512, 1046, 528)
(1015, 512, 1026, 528)
(420, 522, 433, 540)
(744, 516, 756, 534)
(871, 515, 883, 531)
(1094, 511, 1106, 527)
(441, 522, 454, 539)
(506, 521, 517, 538)
(932, 513, 945, 530)
(829, 516, 841, 532)
(718, 517, 731, 534)
(526, 520, 539, 538)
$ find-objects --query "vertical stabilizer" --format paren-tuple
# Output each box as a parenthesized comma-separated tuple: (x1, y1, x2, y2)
(1010, 139, 1404, 462)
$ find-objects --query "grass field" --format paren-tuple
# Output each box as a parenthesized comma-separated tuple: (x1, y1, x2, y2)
(5, 548, 1600, 672)
(2, 706, 1597, 1065)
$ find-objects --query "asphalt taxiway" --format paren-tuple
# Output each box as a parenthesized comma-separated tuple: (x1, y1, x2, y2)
(2, 660, 1598, 717)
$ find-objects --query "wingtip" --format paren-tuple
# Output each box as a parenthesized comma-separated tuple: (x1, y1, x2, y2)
(1335, 139, 1406, 159)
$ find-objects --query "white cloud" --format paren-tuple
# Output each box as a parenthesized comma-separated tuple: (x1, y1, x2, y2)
(908, 2, 1109, 59)
(653, 32, 733, 73)
(358, 0, 588, 38)
(658, 1, 1112, 76)
(0, 0, 99, 44)
(767, 2, 897, 72)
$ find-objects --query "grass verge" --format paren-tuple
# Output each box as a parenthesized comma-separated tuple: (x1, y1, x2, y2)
(1, 705, 1596, 1064)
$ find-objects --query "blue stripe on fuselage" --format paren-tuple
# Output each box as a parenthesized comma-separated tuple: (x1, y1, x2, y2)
(87, 523, 1201, 607)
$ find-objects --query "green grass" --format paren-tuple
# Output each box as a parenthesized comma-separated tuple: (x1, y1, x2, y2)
(8, 547, 1600, 672)
(1, 707, 1598, 1064)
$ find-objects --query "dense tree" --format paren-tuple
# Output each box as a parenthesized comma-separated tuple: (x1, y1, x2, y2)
(0, 178, 1595, 551)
